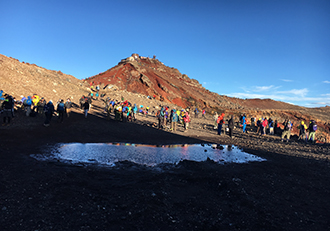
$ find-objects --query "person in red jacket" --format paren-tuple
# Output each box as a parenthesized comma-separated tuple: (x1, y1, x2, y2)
(183, 111, 191, 131)
(217, 113, 225, 135)
(262, 117, 268, 135)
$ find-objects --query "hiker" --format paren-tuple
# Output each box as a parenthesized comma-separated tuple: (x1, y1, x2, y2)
(105, 98, 112, 120)
(298, 121, 308, 142)
(242, 114, 247, 133)
(83, 99, 90, 118)
(146, 106, 149, 118)
(194, 108, 199, 118)
(43, 100, 55, 127)
(281, 119, 292, 142)
(157, 107, 165, 129)
(256, 118, 261, 135)
(213, 112, 218, 129)
(250, 117, 255, 132)
(183, 110, 191, 131)
(25, 96, 33, 116)
(114, 103, 122, 121)
(79, 96, 85, 109)
(308, 120, 317, 143)
(170, 109, 179, 132)
(65, 98, 72, 117)
(132, 104, 137, 121)
(122, 106, 128, 122)
(57, 99, 65, 123)
(0, 90, 5, 106)
(1, 96, 13, 126)
(262, 117, 268, 135)
(164, 107, 169, 127)
(268, 118, 274, 135)
(32, 94, 40, 112)
(202, 109, 206, 118)
(228, 115, 234, 138)
(217, 113, 225, 135)
(37, 98, 46, 115)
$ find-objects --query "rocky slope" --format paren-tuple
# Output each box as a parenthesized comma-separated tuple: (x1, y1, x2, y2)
(0, 54, 88, 102)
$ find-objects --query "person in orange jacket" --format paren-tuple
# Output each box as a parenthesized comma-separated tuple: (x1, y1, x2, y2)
(217, 113, 225, 135)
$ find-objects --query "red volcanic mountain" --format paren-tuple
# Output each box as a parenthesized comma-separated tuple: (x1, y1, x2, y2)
(86, 54, 208, 108)
(85, 54, 238, 110)
(85, 54, 305, 111)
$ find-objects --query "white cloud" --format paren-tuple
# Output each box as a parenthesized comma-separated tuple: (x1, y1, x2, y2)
(242, 85, 281, 93)
(253, 85, 275, 92)
(276, 88, 308, 97)
(313, 102, 330, 105)
(281, 79, 293, 82)
(323, 81, 330, 84)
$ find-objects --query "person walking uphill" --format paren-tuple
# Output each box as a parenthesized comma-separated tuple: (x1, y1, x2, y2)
(298, 121, 308, 142)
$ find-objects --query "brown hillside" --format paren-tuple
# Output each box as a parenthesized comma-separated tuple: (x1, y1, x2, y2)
(0, 54, 88, 101)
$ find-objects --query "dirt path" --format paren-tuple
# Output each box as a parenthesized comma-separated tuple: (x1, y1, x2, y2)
(1, 100, 330, 230)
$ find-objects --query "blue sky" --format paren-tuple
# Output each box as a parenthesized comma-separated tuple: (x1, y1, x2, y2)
(1, 0, 329, 107)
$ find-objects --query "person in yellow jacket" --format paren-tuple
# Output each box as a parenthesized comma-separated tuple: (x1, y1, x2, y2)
(298, 121, 308, 141)
(32, 95, 40, 112)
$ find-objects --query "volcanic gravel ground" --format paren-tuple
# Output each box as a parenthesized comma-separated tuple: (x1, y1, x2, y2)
(1, 100, 330, 231)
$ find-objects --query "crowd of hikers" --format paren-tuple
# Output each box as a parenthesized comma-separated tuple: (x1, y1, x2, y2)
(101, 97, 192, 132)
(0, 90, 74, 127)
(0, 88, 323, 144)
(229, 114, 320, 143)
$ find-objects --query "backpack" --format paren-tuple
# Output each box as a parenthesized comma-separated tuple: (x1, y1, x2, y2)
(269, 121, 273, 128)
(58, 102, 65, 111)
(313, 124, 317, 131)
(26, 99, 32, 106)
(285, 122, 291, 131)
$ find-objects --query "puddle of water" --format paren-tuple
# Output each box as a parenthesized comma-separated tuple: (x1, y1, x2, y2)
(31, 143, 265, 166)
(31, 143, 266, 167)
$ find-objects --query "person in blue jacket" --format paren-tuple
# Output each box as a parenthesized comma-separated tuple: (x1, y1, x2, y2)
(242, 114, 247, 133)
(170, 109, 179, 132)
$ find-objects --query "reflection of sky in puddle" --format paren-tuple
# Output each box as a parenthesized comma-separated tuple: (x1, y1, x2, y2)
(31, 143, 266, 167)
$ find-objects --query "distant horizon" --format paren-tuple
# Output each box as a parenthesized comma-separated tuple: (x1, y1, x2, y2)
(1, 0, 329, 107)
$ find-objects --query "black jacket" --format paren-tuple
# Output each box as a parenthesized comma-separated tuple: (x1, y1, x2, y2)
(228, 117, 234, 129)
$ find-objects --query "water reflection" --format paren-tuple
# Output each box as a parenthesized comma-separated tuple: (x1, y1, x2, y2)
(31, 143, 266, 167)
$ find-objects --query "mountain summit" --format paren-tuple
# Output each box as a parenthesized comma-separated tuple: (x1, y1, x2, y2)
(86, 54, 305, 111)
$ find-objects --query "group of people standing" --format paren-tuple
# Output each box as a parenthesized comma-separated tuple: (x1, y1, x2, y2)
(212, 111, 320, 143)
(0, 90, 74, 127)
(102, 96, 192, 132)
